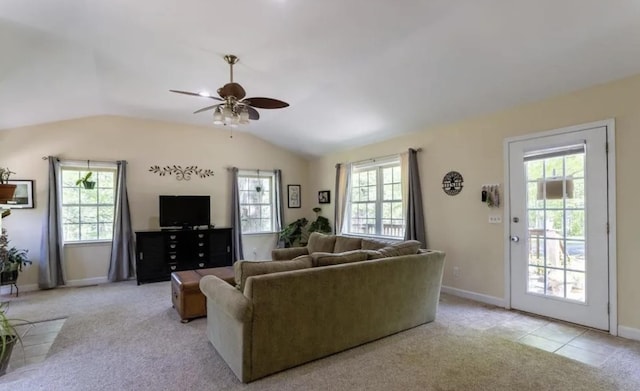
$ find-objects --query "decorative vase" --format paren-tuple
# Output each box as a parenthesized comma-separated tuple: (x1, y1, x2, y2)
(0, 184, 16, 203)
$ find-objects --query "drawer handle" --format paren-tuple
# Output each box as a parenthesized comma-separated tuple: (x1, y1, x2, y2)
(198, 234, 204, 238)
(198, 243, 204, 247)
(170, 265, 176, 270)
(170, 235, 176, 239)
(198, 253, 204, 257)
(170, 255, 176, 260)
(198, 263, 204, 267)
(170, 244, 176, 249)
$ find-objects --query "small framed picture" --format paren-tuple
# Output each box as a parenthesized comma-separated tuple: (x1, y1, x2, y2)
(288, 184, 301, 208)
(318, 190, 330, 204)
(0, 180, 35, 209)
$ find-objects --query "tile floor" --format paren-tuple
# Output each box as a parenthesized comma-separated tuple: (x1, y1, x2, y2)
(498, 312, 625, 367)
(8, 318, 66, 372)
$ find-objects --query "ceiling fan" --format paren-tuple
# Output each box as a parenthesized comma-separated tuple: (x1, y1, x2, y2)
(170, 54, 289, 127)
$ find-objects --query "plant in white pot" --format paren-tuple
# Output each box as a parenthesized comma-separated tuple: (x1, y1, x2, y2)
(0, 168, 16, 203)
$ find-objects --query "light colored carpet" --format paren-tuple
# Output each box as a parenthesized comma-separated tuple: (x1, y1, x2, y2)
(0, 281, 638, 390)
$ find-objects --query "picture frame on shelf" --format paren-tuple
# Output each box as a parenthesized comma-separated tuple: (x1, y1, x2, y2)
(0, 180, 34, 209)
(318, 190, 330, 204)
(287, 184, 301, 208)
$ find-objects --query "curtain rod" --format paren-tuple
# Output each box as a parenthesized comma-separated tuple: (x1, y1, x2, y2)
(336, 147, 422, 167)
(41, 156, 122, 165)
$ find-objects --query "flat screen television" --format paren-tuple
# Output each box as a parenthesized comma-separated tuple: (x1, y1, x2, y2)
(159, 195, 210, 228)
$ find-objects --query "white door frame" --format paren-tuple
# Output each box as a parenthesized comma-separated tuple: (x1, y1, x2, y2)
(503, 119, 617, 336)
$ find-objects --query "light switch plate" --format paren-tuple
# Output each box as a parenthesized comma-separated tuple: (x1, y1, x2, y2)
(488, 215, 502, 224)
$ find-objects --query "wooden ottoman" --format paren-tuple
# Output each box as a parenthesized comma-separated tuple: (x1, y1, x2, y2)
(171, 266, 235, 323)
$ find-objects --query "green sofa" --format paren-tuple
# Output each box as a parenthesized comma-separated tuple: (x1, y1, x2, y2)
(199, 237, 446, 383)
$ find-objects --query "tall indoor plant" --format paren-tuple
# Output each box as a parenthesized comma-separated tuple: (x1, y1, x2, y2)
(0, 304, 20, 376)
(0, 229, 31, 287)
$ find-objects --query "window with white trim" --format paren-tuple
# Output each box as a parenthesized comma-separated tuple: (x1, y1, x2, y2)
(61, 166, 117, 243)
(238, 171, 277, 234)
(346, 157, 404, 238)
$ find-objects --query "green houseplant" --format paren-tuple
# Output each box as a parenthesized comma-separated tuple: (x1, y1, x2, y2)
(0, 229, 31, 286)
(0, 304, 19, 376)
(279, 218, 308, 248)
(0, 168, 17, 203)
(76, 171, 96, 189)
(308, 207, 332, 235)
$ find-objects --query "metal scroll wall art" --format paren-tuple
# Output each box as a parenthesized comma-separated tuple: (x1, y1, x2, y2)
(442, 171, 464, 196)
(149, 165, 214, 181)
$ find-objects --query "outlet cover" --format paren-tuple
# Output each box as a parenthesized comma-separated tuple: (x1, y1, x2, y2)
(488, 215, 502, 224)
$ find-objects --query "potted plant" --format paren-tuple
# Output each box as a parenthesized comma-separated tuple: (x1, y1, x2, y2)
(0, 168, 16, 203)
(76, 171, 96, 189)
(0, 229, 31, 287)
(308, 207, 332, 235)
(279, 218, 308, 248)
(0, 302, 31, 376)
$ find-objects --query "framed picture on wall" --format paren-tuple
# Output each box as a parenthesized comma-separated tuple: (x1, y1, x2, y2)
(288, 184, 301, 208)
(318, 190, 330, 204)
(0, 180, 35, 209)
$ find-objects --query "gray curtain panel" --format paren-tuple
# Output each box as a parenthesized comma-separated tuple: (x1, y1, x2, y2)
(274, 169, 285, 247)
(334, 164, 341, 233)
(108, 161, 135, 282)
(230, 167, 244, 262)
(39, 156, 66, 289)
(404, 148, 427, 247)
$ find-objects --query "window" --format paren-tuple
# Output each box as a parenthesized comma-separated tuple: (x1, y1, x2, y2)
(346, 157, 404, 238)
(61, 167, 116, 243)
(238, 171, 278, 234)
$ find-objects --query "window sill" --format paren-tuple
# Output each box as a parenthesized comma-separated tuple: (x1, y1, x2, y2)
(242, 232, 279, 236)
(342, 233, 404, 241)
(64, 240, 112, 247)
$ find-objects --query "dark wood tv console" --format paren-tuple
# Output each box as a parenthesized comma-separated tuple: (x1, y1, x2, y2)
(135, 227, 233, 285)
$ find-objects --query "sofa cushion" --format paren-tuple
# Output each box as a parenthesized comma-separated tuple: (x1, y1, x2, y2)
(379, 240, 422, 257)
(234, 256, 313, 291)
(333, 236, 362, 253)
(312, 250, 368, 267)
(361, 238, 394, 250)
(307, 232, 337, 254)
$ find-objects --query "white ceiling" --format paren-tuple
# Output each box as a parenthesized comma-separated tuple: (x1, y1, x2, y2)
(2, 0, 640, 157)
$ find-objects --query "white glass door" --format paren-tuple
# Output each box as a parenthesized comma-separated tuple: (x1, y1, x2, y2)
(508, 126, 609, 330)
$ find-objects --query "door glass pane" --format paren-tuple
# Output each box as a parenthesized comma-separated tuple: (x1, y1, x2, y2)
(525, 148, 586, 302)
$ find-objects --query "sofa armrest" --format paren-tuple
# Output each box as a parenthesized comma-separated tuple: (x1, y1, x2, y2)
(271, 246, 309, 261)
(200, 275, 252, 322)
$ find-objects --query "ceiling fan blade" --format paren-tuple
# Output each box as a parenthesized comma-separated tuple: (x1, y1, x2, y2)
(193, 104, 221, 114)
(217, 83, 246, 100)
(169, 89, 223, 101)
(246, 106, 260, 120)
(244, 97, 289, 109)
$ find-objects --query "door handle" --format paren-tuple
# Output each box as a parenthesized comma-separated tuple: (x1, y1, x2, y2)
(511, 236, 520, 242)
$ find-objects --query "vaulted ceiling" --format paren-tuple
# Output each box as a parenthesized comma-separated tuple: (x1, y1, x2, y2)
(2, 0, 640, 157)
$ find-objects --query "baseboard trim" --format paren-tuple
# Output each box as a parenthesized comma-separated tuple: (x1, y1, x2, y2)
(441, 285, 505, 308)
(66, 277, 109, 287)
(618, 326, 640, 342)
(0, 277, 110, 296)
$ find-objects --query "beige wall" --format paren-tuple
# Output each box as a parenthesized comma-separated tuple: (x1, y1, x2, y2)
(309, 73, 640, 332)
(0, 115, 310, 287)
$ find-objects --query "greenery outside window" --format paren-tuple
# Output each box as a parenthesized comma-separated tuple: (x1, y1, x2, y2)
(61, 166, 116, 243)
(238, 171, 277, 234)
(346, 156, 404, 238)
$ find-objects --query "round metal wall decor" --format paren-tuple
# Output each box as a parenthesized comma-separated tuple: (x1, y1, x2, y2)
(442, 171, 464, 196)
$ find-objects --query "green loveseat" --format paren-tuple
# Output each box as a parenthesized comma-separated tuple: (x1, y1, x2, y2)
(199, 236, 446, 383)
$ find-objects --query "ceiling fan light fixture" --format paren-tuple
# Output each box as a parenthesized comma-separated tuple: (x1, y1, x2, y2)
(213, 107, 223, 125)
(239, 107, 250, 124)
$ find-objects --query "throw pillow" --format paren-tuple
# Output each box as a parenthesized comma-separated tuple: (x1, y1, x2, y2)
(234, 256, 313, 291)
(312, 250, 368, 267)
(333, 236, 363, 253)
(307, 232, 337, 253)
(377, 240, 422, 258)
